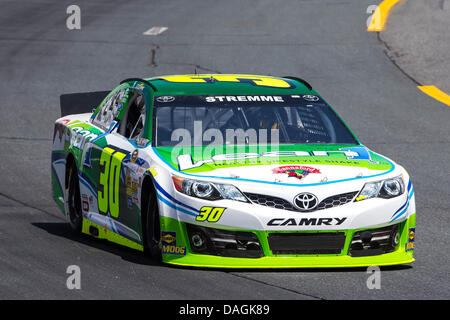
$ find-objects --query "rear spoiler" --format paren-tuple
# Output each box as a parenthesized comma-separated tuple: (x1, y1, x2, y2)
(59, 91, 110, 117)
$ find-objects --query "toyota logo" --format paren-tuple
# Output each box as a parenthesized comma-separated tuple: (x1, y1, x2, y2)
(156, 96, 175, 103)
(302, 94, 319, 102)
(293, 193, 318, 211)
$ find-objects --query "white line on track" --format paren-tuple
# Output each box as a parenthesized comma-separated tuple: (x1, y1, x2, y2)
(143, 26, 168, 36)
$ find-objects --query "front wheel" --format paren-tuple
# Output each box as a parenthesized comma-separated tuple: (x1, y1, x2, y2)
(66, 161, 83, 232)
(143, 187, 161, 261)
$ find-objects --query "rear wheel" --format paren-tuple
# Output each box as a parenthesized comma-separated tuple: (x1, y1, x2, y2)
(67, 161, 83, 232)
(143, 185, 161, 261)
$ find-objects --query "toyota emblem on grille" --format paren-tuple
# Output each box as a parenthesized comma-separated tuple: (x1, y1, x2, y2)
(293, 193, 318, 211)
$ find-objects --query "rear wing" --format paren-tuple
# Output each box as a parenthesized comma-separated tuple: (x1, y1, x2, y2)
(59, 91, 110, 117)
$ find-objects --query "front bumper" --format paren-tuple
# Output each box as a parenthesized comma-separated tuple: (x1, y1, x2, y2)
(159, 214, 415, 268)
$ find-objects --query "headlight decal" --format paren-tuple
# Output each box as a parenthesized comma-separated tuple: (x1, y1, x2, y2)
(152, 178, 199, 216)
(390, 179, 414, 222)
(172, 176, 248, 203)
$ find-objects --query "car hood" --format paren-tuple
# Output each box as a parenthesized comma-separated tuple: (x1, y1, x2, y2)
(153, 144, 394, 184)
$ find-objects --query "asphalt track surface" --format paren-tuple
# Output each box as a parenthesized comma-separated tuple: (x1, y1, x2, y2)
(381, 0, 450, 93)
(0, 0, 449, 299)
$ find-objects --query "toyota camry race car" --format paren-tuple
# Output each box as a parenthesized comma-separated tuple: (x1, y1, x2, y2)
(51, 74, 416, 268)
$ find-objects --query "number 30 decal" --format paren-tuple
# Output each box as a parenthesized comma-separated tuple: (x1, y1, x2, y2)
(98, 147, 127, 218)
(196, 207, 226, 222)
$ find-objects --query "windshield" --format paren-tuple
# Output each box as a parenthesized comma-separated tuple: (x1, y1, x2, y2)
(154, 95, 358, 147)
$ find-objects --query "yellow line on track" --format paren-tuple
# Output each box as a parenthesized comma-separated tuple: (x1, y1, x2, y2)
(367, 1, 450, 107)
(418, 86, 450, 106)
(367, 0, 403, 32)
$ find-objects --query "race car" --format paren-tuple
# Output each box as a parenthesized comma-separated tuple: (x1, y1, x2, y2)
(51, 74, 416, 268)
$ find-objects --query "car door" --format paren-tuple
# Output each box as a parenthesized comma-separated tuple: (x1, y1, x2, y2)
(80, 86, 130, 233)
(90, 83, 152, 247)
(109, 85, 151, 239)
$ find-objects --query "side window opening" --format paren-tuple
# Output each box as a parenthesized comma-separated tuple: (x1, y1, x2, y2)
(119, 92, 146, 141)
(93, 90, 124, 131)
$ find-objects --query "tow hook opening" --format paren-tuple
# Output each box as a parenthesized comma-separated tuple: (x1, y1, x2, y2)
(185, 223, 263, 258)
(349, 224, 400, 257)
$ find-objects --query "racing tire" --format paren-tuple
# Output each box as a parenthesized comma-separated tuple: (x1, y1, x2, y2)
(66, 161, 83, 232)
(143, 186, 162, 261)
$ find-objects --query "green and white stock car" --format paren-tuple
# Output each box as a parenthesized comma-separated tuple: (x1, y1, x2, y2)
(51, 74, 415, 268)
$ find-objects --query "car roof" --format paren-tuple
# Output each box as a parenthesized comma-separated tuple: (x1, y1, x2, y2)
(143, 74, 317, 96)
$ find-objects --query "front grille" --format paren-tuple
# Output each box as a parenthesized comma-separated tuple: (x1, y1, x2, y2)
(245, 193, 295, 211)
(316, 192, 358, 210)
(268, 232, 346, 255)
(245, 191, 358, 212)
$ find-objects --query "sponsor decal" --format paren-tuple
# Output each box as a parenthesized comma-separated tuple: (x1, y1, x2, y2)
(126, 175, 132, 196)
(177, 147, 375, 171)
(406, 228, 415, 252)
(126, 195, 133, 209)
(161, 231, 186, 256)
(57, 125, 65, 141)
(162, 232, 177, 246)
(205, 95, 284, 103)
(53, 119, 70, 141)
(131, 181, 138, 195)
(59, 119, 71, 125)
(68, 121, 104, 168)
(136, 137, 150, 147)
(273, 165, 320, 180)
(267, 217, 347, 226)
(130, 149, 139, 163)
(162, 245, 186, 255)
(82, 194, 89, 212)
(67, 121, 100, 150)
